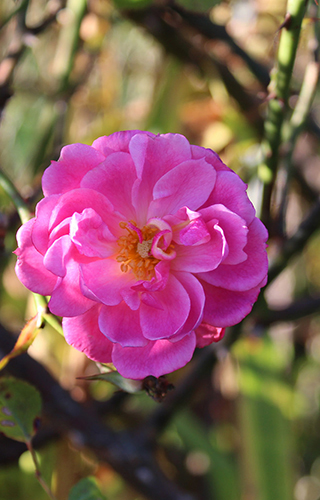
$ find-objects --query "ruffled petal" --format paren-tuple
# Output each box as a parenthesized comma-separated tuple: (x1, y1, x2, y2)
(48, 259, 96, 316)
(198, 217, 268, 291)
(70, 208, 117, 258)
(112, 332, 197, 379)
(15, 219, 57, 295)
(202, 171, 256, 225)
(99, 302, 148, 347)
(171, 221, 227, 273)
(43, 235, 72, 277)
(148, 158, 216, 218)
(63, 304, 113, 363)
(81, 152, 137, 220)
(200, 204, 248, 265)
(201, 280, 263, 327)
(139, 274, 191, 340)
(42, 144, 105, 196)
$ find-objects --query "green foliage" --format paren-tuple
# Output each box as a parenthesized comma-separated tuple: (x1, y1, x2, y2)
(68, 477, 106, 500)
(0, 377, 42, 442)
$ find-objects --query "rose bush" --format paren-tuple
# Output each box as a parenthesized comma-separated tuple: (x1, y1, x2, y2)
(15, 131, 268, 379)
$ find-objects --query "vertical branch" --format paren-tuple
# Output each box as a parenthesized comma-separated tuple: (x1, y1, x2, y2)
(26, 440, 58, 500)
(259, 0, 309, 228)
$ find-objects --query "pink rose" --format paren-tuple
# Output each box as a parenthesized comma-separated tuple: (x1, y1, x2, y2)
(15, 131, 268, 379)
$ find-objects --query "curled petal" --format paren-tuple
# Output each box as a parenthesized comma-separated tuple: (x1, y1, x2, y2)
(198, 218, 268, 291)
(112, 332, 197, 379)
(32, 195, 61, 254)
(70, 208, 117, 258)
(63, 304, 113, 363)
(172, 272, 205, 338)
(15, 219, 57, 295)
(195, 324, 226, 347)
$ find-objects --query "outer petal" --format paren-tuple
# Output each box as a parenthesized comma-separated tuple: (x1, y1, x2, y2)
(63, 304, 113, 363)
(42, 144, 105, 196)
(112, 332, 197, 379)
(80, 259, 136, 306)
(139, 274, 191, 340)
(15, 219, 57, 295)
(148, 158, 216, 218)
(201, 280, 262, 327)
(81, 152, 137, 220)
(130, 133, 192, 222)
(195, 324, 226, 347)
(198, 218, 268, 291)
(99, 302, 148, 347)
(32, 195, 61, 254)
(201, 171, 256, 225)
(92, 130, 152, 156)
(48, 258, 96, 316)
(191, 145, 230, 172)
(43, 235, 72, 277)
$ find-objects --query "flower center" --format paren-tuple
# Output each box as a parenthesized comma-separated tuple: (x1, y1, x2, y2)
(116, 222, 160, 280)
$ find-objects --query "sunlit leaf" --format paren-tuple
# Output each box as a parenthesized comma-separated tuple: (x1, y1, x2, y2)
(68, 477, 106, 500)
(0, 377, 42, 442)
(0, 313, 43, 372)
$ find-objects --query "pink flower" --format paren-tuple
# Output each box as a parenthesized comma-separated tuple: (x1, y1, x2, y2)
(15, 131, 268, 379)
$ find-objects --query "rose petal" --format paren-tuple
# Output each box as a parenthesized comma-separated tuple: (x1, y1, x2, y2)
(139, 274, 191, 340)
(42, 144, 105, 196)
(99, 302, 148, 347)
(195, 323, 226, 347)
(130, 133, 192, 223)
(15, 219, 57, 295)
(32, 195, 61, 254)
(201, 280, 263, 327)
(49, 258, 96, 316)
(191, 145, 230, 172)
(112, 332, 196, 379)
(172, 271, 205, 337)
(171, 221, 227, 273)
(201, 171, 256, 225)
(148, 158, 216, 218)
(81, 152, 137, 220)
(200, 204, 248, 265)
(63, 304, 113, 363)
(92, 130, 151, 156)
(198, 217, 268, 291)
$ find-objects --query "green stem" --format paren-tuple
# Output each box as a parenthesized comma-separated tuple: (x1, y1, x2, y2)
(26, 440, 58, 500)
(33, 294, 64, 336)
(52, 0, 87, 91)
(259, 0, 309, 226)
(0, 168, 31, 224)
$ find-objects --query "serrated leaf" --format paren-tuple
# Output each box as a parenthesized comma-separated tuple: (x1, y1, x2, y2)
(0, 313, 42, 371)
(78, 370, 142, 394)
(0, 377, 42, 442)
(68, 477, 106, 500)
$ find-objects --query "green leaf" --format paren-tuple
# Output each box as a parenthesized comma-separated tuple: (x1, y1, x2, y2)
(68, 477, 106, 500)
(79, 370, 142, 394)
(0, 377, 42, 442)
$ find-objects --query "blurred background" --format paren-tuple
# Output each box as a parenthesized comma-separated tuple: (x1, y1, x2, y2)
(1, 0, 320, 499)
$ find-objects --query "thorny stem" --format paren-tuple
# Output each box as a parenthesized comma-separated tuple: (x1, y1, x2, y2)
(259, 0, 309, 228)
(26, 440, 58, 500)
